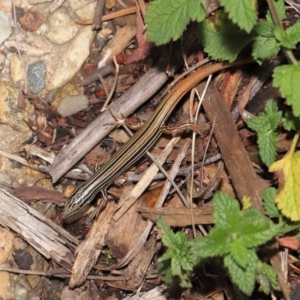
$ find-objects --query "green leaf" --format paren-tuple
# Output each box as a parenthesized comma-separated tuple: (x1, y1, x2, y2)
(192, 228, 230, 258)
(286, 22, 300, 46)
(264, 99, 281, 119)
(257, 130, 278, 166)
(254, 21, 275, 37)
(273, 64, 300, 117)
(157, 218, 181, 248)
(264, 263, 280, 291)
(283, 111, 300, 130)
(157, 218, 195, 287)
(145, 0, 206, 45)
(230, 239, 248, 268)
(224, 252, 257, 296)
(219, 0, 257, 33)
(197, 10, 253, 62)
(246, 99, 281, 166)
(240, 219, 280, 248)
(256, 261, 279, 294)
(252, 36, 280, 64)
(262, 187, 281, 218)
(246, 115, 272, 132)
(213, 191, 240, 228)
(274, 27, 296, 48)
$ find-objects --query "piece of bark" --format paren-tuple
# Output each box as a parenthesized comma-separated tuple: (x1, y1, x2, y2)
(51, 60, 171, 183)
(138, 206, 213, 226)
(107, 235, 157, 291)
(0, 189, 77, 271)
(105, 138, 188, 271)
(69, 201, 115, 288)
(13, 186, 66, 206)
(201, 83, 264, 212)
(107, 186, 149, 259)
(98, 24, 136, 68)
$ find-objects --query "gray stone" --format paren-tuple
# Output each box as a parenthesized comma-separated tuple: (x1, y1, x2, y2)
(0, 11, 12, 46)
(28, 61, 47, 94)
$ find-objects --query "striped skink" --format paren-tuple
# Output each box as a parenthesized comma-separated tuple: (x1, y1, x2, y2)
(63, 60, 250, 223)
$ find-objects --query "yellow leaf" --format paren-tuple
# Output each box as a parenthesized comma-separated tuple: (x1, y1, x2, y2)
(242, 196, 251, 210)
(269, 151, 300, 221)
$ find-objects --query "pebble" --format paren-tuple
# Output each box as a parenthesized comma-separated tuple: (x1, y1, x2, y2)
(0, 228, 15, 299)
(46, 7, 79, 45)
(28, 61, 47, 94)
(14, 282, 29, 300)
(57, 94, 89, 116)
(47, 26, 95, 90)
(0, 11, 12, 46)
(68, 0, 96, 21)
(19, 10, 44, 32)
(0, 0, 12, 13)
(10, 54, 25, 86)
(0, 82, 35, 132)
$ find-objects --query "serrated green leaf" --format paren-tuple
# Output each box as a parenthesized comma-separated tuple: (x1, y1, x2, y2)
(274, 27, 296, 48)
(254, 22, 275, 37)
(262, 187, 280, 218)
(157, 218, 178, 248)
(264, 99, 279, 115)
(246, 115, 270, 132)
(273, 64, 300, 117)
(171, 255, 182, 276)
(213, 191, 240, 228)
(197, 10, 253, 62)
(268, 112, 282, 131)
(230, 239, 248, 268)
(256, 261, 279, 294)
(191, 228, 230, 258)
(252, 36, 280, 64)
(240, 222, 280, 247)
(264, 263, 279, 290)
(224, 252, 257, 296)
(283, 111, 300, 130)
(286, 22, 300, 46)
(219, 0, 257, 33)
(246, 100, 280, 166)
(257, 130, 278, 166)
(145, 0, 206, 45)
(243, 207, 267, 226)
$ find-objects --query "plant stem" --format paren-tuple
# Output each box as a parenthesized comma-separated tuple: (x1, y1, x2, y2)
(266, 0, 298, 65)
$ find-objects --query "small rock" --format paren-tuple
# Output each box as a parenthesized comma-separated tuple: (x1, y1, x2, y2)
(0, 82, 35, 132)
(68, 0, 96, 21)
(0, 227, 14, 264)
(14, 282, 29, 300)
(0, 228, 15, 299)
(106, 0, 116, 9)
(51, 82, 80, 111)
(19, 10, 44, 32)
(28, 60, 47, 94)
(57, 94, 89, 116)
(13, 249, 33, 270)
(0, 0, 12, 13)
(0, 11, 12, 46)
(10, 54, 25, 87)
(47, 26, 95, 90)
(46, 7, 79, 45)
